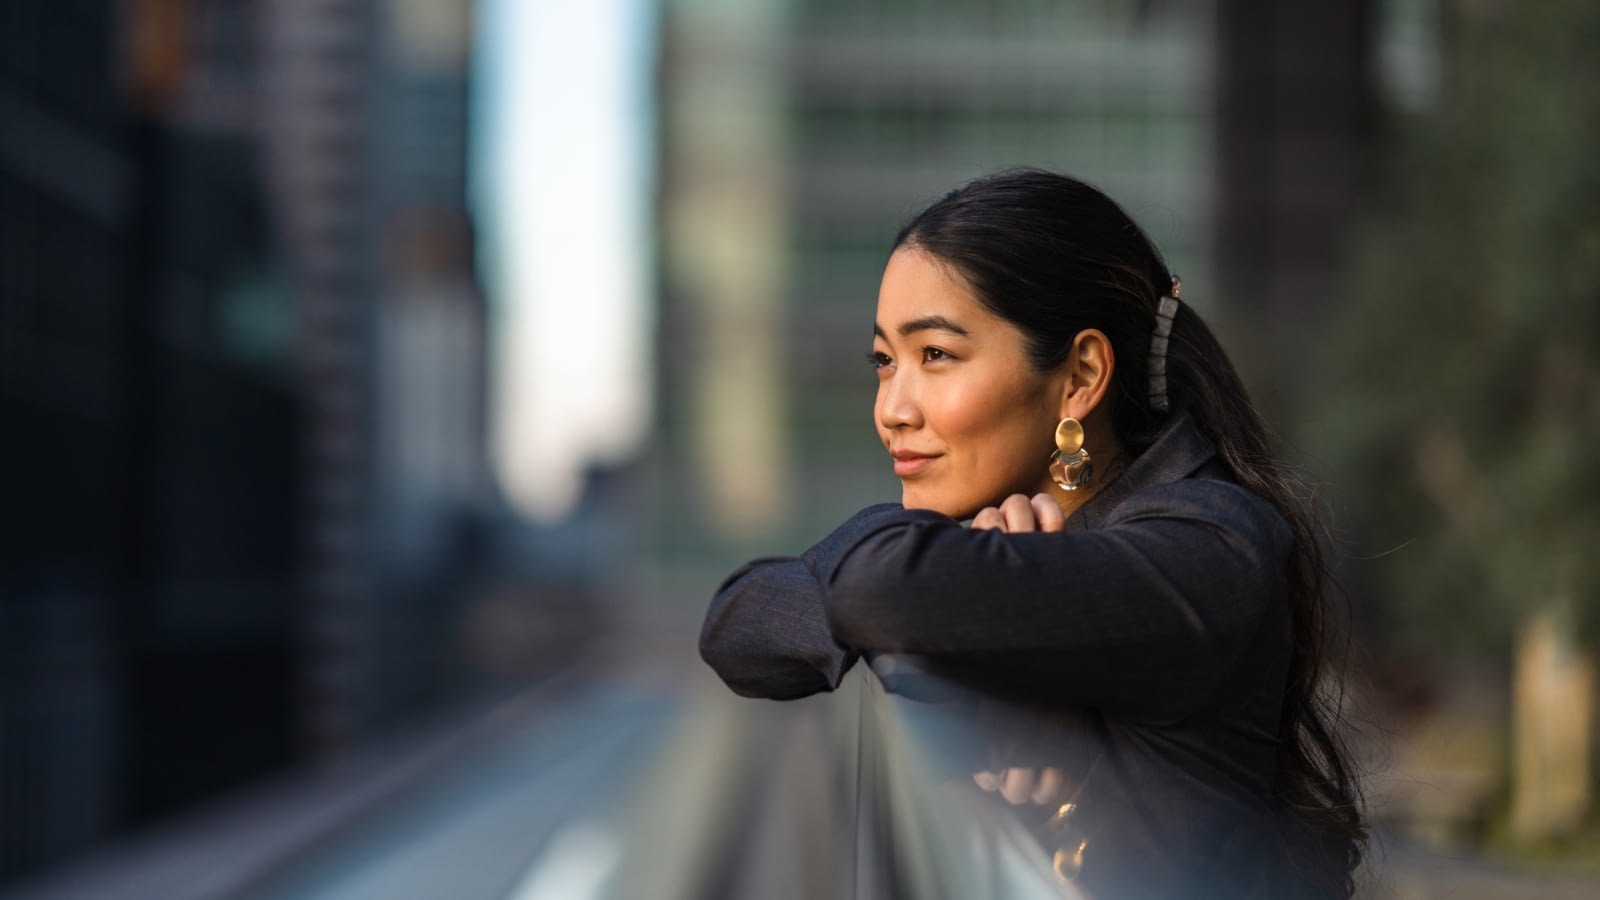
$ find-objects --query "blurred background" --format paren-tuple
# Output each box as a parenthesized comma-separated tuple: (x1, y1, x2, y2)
(1, 0, 1596, 897)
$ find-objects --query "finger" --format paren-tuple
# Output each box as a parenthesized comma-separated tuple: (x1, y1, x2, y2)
(1000, 768, 1037, 805)
(1032, 767, 1064, 804)
(1030, 494, 1065, 533)
(972, 507, 1005, 532)
(1000, 494, 1037, 533)
(973, 771, 1001, 791)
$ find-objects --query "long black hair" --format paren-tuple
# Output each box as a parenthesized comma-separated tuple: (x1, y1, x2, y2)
(894, 168, 1366, 895)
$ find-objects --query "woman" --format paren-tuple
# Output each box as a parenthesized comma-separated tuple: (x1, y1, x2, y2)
(699, 170, 1366, 898)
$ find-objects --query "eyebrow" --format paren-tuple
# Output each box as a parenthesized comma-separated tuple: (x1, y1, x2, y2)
(872, 315, 971, 340)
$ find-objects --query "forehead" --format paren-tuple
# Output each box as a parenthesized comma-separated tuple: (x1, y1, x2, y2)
(874, 248, 992, 333)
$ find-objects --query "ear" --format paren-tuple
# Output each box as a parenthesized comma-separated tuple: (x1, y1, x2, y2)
(1057, 328, 1115, 421)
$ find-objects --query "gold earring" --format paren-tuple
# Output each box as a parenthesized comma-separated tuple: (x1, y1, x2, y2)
(1049, 417, 1092, 491)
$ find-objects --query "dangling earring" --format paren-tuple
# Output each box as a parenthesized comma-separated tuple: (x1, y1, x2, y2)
(1049, 417, 1092, 491)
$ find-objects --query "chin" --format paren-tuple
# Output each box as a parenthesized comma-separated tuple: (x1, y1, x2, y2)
(901, 489, 975, 521)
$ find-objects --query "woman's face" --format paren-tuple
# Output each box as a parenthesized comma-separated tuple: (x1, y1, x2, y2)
(871, 248, 1067, 519)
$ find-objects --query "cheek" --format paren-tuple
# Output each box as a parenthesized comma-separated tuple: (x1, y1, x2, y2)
(943, 384, 1050, 475)
(937, 381, 1023, 447)
(925, 381, 988, 435)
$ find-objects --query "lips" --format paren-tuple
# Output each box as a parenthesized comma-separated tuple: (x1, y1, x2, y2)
(890, 450, 938, 478)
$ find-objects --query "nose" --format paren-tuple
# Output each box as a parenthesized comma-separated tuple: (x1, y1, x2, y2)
(876, 367, 922, 432)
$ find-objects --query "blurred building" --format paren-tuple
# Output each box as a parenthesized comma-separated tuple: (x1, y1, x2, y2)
(652, 0, 1379, 578)
(1213, 0, 1375, 412)
(261, 0, 492, 753)
(0, 0, 502, 884)
(652, 1, 1222, 584)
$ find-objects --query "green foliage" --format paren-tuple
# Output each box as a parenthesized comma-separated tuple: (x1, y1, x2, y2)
(1315, 1, 1600, 659)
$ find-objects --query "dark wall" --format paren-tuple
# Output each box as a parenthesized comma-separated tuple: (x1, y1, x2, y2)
(1, 5, 298, 881)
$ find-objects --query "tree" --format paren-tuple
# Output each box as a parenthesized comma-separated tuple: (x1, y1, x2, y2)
(1317, 0, 1600, 842)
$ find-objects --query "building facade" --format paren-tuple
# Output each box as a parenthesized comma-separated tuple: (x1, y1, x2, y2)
(0, 0, 495, 883)
(653, 0, 1220, 575)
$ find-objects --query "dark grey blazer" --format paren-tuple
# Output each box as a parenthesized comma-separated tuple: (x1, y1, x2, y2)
(700, 412, 1313, 898)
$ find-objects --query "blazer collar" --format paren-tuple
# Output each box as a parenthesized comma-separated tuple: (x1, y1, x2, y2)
(1065, 410, 1218, 532)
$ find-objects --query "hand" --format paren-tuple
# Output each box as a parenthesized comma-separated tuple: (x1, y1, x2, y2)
(971, 493, 1065, 533)
(973, 767, 1070, 805)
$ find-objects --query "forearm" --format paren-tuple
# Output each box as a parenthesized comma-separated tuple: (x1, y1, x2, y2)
(699, 502, 925, 699)
(699, 556, 854, 699)
(819, 484, 1290, 718)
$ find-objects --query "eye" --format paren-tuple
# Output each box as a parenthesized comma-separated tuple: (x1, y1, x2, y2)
(866, 350, 893, 369)
(922, 346, 954, 363)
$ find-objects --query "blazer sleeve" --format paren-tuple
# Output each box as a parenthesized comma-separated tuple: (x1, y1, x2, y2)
(699, 503, 935, 699)
(817, 480, 1293, 722)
